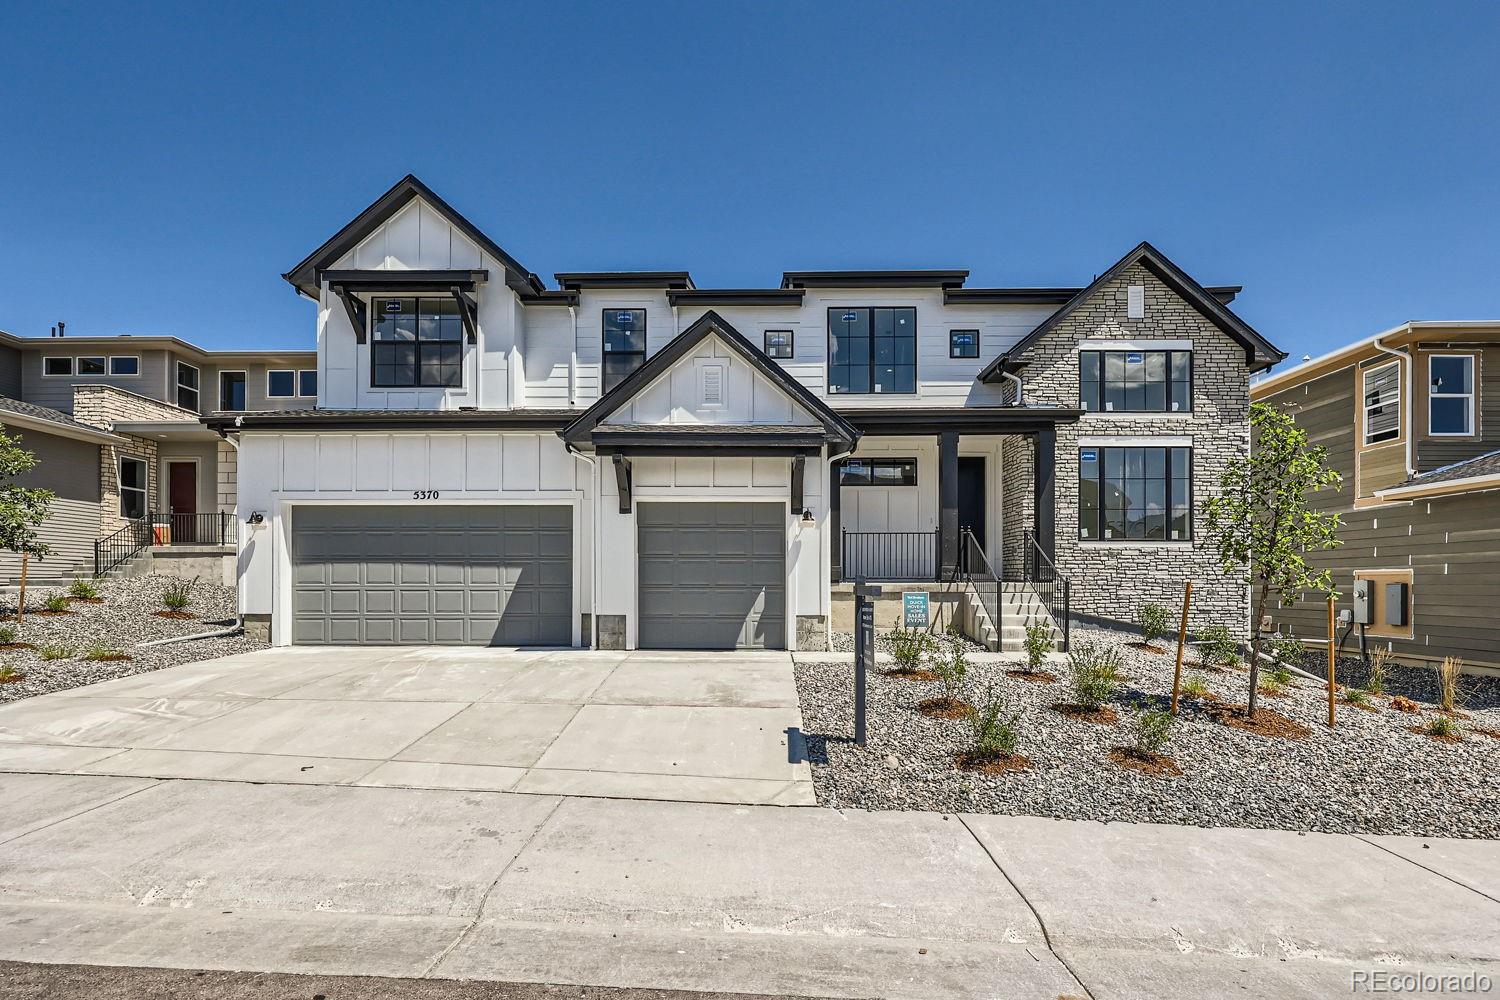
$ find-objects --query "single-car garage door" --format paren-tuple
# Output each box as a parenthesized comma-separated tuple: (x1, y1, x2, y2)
(637, 502, 785, 650)
(290, 505, 571, 646)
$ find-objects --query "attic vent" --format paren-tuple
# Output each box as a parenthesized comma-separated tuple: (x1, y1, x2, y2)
(1127, 285, 1145, 319)
(700, 364, 726, 408)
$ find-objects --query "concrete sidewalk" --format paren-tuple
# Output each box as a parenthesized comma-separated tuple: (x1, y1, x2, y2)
(0, 772, 1496, 999)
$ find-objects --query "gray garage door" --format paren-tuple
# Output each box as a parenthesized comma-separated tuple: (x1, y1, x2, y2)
(637, 502, 785, 650)
(290, 505, 571, 646)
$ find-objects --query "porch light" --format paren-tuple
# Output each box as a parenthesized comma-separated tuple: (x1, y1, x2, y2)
(800, 508, 815, 524)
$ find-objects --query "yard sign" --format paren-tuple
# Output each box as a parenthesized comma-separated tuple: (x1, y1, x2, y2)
(903, 591, 930, 629)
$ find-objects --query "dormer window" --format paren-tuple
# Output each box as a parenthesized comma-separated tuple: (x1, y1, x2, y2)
(372, 297, 463, 388)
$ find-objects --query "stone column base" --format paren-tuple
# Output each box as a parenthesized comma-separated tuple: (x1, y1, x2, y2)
(596, 614, 627, 650)
(242, 613, 271, 643)
(796, 615, 830, 651)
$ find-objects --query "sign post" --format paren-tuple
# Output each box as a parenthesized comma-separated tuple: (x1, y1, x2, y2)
(853, 580, 880, 747)
(1170, 580, 1193, 715)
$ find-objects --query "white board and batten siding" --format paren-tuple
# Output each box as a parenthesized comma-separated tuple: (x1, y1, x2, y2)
(601, 334, 818, 427)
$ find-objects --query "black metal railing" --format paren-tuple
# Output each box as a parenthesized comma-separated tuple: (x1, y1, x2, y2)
(840, 530, 940, 582)
(94, 517, 153, 576)
(151, 511, 236, 547)
(956, 528, 1003, 639)
(1012, 527, 1071, 652)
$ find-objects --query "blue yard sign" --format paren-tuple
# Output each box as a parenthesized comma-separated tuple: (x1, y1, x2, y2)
(1125, 351, 1145, 364)
(903, 591, 930, 629)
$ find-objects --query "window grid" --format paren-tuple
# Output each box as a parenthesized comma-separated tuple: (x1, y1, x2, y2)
(602, 309, 647, 392)
(1363, 361, 1401, 445)
(764, 330, 793, 360)
(1078, 446, 1192, 542)
(949, 330, 979, 359)
(372, 297, 464, 388)
(1428, 354, 1475, 437)
(827, 307, 916, 394)
(1080, 350, 1192, 413)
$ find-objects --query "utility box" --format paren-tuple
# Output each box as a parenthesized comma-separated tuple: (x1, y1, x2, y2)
(1352, 579, 1374, 625)
(1385, 582, 1410, 627)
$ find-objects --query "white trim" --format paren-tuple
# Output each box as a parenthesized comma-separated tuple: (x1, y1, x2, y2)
(1361, 359, 1402, 446)
(76, 355, 108, 376)
(297, 369, 317, 398)
(118, 455, 149, 520)
(1427, 353, 1476, 437)
(1078, 540, 1193, 550)
(1080, 412, 1195, 421)
(41, 356, 74, 377)
(1077, 435, 1192, 448)
(1376, 472, 1500, 500)
(218, 369, 248, 411)
(1077, 338, 1192, 352)
(266, 368, 297, 399)
(107, 355, 141, 377)
(176, 361, 201, 411)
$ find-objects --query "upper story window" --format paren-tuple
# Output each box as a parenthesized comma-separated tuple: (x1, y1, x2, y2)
(177, 362, 200, 411)
(949, 330, 979, 359)
(268, 369, 317, 399)
(109, 356, 139, 376)
(1363, 360, 1401, 445)
(78, 356, 107, 376)
(839, 458, 918, 487)
(42, 357, 73, 376)
(220, 370, 246, 412)
(1079, 446, 1192, 542)
(764, 330, 793, 360)
(1080, 350, 1192, 413)
(372, 297, 463, 388)
(828, 307, 916, 394)
(298, 369, 318, 398)
(1429, 354, 1475, 436)
(603, 309, 647, 392)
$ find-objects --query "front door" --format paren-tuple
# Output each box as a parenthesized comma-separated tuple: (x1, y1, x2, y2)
(167, 461, 197, 543)
(957, 457, 986, 554)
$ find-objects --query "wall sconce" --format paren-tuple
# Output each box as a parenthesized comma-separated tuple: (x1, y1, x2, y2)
(247, 511, 266, 525)
(800, 508, 815, 524)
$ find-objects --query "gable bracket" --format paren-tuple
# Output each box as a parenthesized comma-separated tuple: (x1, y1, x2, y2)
(450, 286, 480, 344)
(791, 454, 806, 512)
(613, 454, 633, 513)
(329, 284, 369, 344)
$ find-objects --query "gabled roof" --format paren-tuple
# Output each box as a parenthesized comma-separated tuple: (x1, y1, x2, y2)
(560, 310, 859, 452)
(281, 175, 543, 300)
(978, 242, 1285, 382)
(1375, 448, 1500, 501)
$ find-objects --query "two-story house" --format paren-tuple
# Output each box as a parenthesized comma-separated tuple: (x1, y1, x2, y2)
(0, 329, 315, 584)
(216, 175, 1283, 650)
(1252, 322, 1500, 670)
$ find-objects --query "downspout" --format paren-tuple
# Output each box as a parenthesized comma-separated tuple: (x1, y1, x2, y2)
(1001, 369, 1025, 407)
(562, 439, 600, 650)
(568, 305, 578, 406)
(1372, 323, 1416, 478)
(210, 422, 244, 634)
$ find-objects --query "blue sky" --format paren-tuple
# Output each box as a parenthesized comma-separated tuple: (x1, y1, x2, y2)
(1, 2, 1496, 364)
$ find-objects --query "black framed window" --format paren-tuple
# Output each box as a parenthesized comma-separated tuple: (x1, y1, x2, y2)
(949, 329, 979, 359)
(1078, 446, 1192, 541)
(267, 370, 296, 397)
(177, 362, 200, 411)
(828, 307, 916, 394)
(298, 369, 318, 398)
(602, 309, 647, 392)
(839, 458, 918, 487)
(1079, 350, 1192, 413)
(219, 371, 246, 411)
(119, 457, 148, 520)
(372, 297, 463, 388)
(764, 330, 793, 360)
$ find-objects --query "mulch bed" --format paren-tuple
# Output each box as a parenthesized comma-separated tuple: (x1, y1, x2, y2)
(67, 597, 105, 605)
(954, 751, 1031, 774)
(1473, 727, 1500, 741)
(1389, 696, 1421, 714)
(0, 672, 25, 684)
(1339, 697, 1379, 713)
(1006, 669, 1058, 684)
(1051, 703, 1118, 725)
(153, 610, 197, 620)
(85, 653, 133, 663)
(0, 643, 34, 652)
(26, 610, 75, 618)
(882, 667, 938, 682)
(1408, 725, 1465, 745)
(917, 697, 972, 720)
(1256, 686, 1291, 699)
(1130, 643, 1166, 655)
(1205, 703, 1312, 741)
(1108, 747, 1183, 777)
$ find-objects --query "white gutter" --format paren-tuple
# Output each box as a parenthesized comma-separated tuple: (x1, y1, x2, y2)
(1371, 323, 1416, 478)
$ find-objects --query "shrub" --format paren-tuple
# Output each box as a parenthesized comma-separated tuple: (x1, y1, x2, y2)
(1023, 623, 1053, 672)
(82, 643, 127, 662)
(161, 578, 194, 612)
(1067, 641, 1121, 710)
(36, 644, 73, 661)
(1426, 714, 1460, 738)
(1181, 672, 1210, 699)
(932, 640, 969, 705)
(1435, 656, 1463, 714)
(1365, 647, 1392, 696)
(67, 578, 100, 600)
(1269, 665, 1293, 687)
(0, 624, 16, 645)
(42, 593, 70, 613)
(1131, 708, 1176, 755)
(967, 682, 1021, 759)
(1135, 603, 1172, 647)
(0, 664, 21, 683)
(1198, 625, 1240, 668)
(1344, 687, 1370, 707)
(1269, 635, 1307, 669)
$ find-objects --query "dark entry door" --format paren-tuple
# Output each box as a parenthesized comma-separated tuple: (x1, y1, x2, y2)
(957, 457, 986, 552)
(168, 461, 197, 543)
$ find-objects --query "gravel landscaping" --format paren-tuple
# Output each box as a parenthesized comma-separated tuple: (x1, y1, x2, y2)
(0, 575, 267, 703)
(794, 625, 1500, 837)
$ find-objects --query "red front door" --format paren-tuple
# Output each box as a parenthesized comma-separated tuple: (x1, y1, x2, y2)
(168, 461, 197, 543)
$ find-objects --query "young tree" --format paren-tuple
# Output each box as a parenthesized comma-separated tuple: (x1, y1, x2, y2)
(1205, 402, 1342, 716)
(0, 424, 56, 622)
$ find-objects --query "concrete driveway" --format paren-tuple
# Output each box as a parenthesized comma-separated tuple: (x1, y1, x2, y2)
(0, 647, 813, 806)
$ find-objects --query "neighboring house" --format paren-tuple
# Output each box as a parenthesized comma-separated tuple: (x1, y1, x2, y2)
(0, 330, 315, 584)
(217, 174, 1282, 650)
(1252, 322, 1500, 670)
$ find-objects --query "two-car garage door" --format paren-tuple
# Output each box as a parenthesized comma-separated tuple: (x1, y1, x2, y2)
(290, 505, 571, 646)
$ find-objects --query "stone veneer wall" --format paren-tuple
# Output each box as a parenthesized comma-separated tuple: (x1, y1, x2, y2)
(72, 385, 204, 535)
(216, 439, 237, 511)
(1013, 262, 1252, 636)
